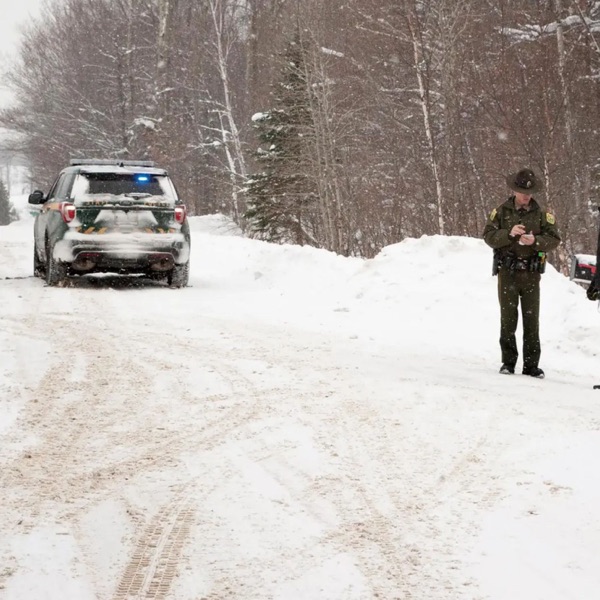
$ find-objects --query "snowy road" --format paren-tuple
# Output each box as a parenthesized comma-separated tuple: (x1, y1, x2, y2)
(2, 214, 600, 600)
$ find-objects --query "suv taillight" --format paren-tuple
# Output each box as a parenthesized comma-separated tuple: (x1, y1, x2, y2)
(60, 203, 76, 223)
(174, 205, 186, 224)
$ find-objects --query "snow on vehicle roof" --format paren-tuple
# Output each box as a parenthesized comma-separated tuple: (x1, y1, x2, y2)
(73, 165, 167, 176)
(66, 158, 166, 175)
(574, 253, 596, 265)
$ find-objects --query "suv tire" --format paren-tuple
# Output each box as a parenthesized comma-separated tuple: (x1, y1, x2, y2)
(168, 262, 189, 288)
(34, 240, 45, 278)
(45, 240, 68, 286)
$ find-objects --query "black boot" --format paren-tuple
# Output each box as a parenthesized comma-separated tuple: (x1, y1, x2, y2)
(523, 366, 545, 378)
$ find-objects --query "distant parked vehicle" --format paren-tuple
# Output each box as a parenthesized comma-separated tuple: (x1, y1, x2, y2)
(570, 254, 596, 285)
(29, 159, 190, 287)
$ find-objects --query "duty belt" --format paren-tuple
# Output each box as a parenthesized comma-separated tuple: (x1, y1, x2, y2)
(493, 250, 546, 275)
(500, 255, 542, 272)
(511, 257, 531, 271)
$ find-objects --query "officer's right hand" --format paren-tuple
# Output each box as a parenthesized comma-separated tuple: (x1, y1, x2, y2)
(510, 224, 526, 237)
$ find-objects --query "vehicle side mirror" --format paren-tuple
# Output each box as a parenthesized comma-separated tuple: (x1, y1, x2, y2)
(28, 190, 46, 204)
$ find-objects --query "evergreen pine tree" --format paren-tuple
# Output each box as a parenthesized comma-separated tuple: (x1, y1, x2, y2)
(0, 178, 13, 226)
(245, 34, 318, 245)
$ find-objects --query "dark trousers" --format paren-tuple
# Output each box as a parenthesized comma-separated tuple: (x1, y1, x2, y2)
(497, 269, 541, 369)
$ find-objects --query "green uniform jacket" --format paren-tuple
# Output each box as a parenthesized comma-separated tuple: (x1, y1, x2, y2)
(482, 197, 561, 259)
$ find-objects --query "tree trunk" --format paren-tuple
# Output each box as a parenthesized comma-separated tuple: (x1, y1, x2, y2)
(208, 0, 247, 224)
(406, 4, 445, 235)
(156, 0, 177, 116)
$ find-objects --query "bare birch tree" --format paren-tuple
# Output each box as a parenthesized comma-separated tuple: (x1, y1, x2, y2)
(205, 0, 248, 223)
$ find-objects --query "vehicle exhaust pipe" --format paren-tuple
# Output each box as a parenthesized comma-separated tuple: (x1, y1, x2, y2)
(149, 253, 174, 272)
(72, 252, 100, 271)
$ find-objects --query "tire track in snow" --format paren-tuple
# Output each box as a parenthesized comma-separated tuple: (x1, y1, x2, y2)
(1, 313, 158, 532)
(113, 485, 196, 600)
(1, 292, 269, 532)
(309, 376, 504, 599)
(3, 285, 298, 598)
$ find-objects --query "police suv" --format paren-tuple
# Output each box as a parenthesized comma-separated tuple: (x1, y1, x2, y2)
(29, 159, 190, 287)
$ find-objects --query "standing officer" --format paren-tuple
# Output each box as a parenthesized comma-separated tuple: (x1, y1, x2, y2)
(483, 168, 561, 378)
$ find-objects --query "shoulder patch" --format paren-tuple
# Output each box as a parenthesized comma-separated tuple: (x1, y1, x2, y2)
(546, 212, 555, 225)
(489, 208, 497, 220)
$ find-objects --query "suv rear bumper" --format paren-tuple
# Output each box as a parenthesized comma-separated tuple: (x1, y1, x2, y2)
(71, 250, 180, 273)
(54, 232, 190, 273)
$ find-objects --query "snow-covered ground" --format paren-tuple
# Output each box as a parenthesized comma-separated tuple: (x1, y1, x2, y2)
(2, 195, 600, 600)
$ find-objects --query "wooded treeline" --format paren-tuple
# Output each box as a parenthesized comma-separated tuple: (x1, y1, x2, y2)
(2, 0, 600, 267)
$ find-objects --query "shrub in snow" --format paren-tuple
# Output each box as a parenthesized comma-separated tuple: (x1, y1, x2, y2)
(0, 179, 17, 226)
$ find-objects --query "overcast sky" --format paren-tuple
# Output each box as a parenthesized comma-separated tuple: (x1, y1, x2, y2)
(0, 0, 43, 106)
(0, 0, 42, 57)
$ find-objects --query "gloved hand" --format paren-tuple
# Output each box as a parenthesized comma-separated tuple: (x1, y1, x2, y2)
(587, 282, 600, 301)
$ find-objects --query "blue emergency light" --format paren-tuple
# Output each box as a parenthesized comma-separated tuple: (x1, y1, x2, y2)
(135, 174, 150, 183)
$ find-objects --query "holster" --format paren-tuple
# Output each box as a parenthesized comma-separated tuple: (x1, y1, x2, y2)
(492, 249, 501, 275)
(532, 252, 547, 273)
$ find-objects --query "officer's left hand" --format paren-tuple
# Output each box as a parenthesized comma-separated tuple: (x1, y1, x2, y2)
(519, 232, 535, 246)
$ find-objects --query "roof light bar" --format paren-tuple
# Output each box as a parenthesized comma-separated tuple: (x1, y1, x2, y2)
(69, 159, 155, 167)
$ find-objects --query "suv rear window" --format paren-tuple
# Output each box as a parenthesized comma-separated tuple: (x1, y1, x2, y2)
(70, 173, 177, 205)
